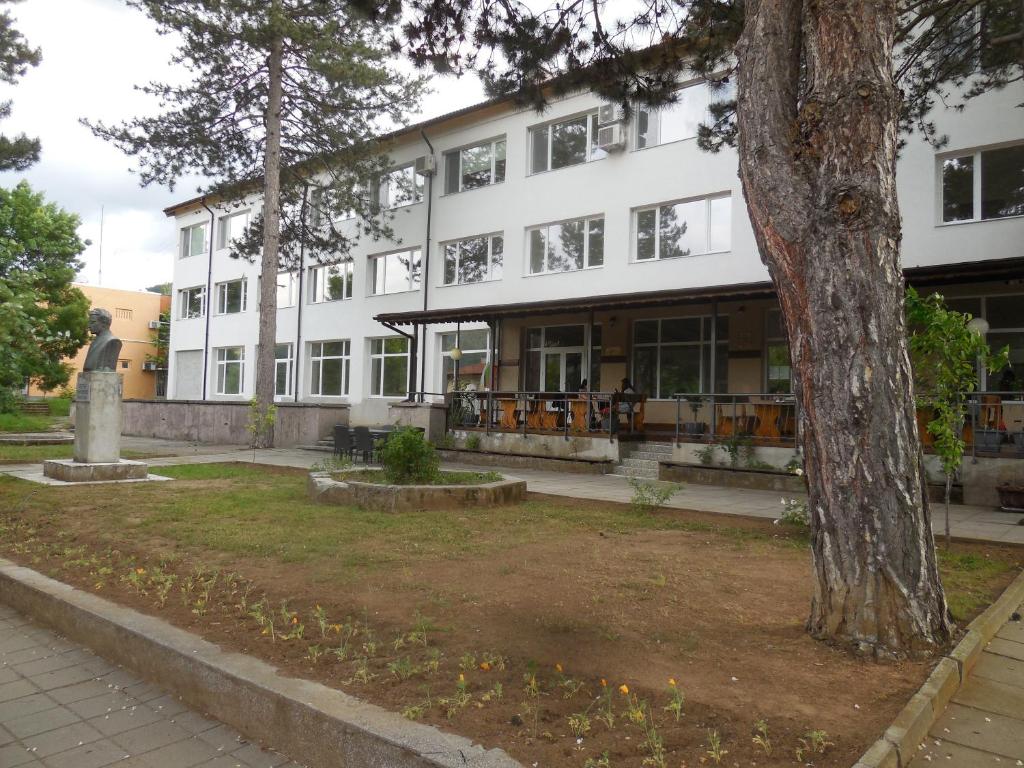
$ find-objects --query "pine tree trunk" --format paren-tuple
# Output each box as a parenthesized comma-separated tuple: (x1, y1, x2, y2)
(255, 30, 284, 448)
(736, 0, 951, 657)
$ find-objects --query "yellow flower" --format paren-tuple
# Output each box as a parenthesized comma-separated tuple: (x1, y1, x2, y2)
(315, 604, 321, 611)
(458, 673, 465, 683)
(330, 624, 341, 633)
(600, 678, 607, 688)
(135, 567, 145, 575)
(619, 684, 629, 695)
(555, 663, 563, 674)
(668, 677, 677, 687)
(291, 616, 298, 625)
(479, 661, 491, 671)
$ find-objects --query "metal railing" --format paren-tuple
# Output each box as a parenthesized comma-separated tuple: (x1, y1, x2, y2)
(672, 392, 800, 446)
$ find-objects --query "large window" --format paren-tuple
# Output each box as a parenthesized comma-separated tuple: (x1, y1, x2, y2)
(215, 278, 247, 315)
(636, 81, 734, 149)
(765, 309, 792, 394)
(370, 249, 421, 295)
(444, 138, 506, 194)
(941, 144, 1024, 223)
(309, 262, 353, 303)
(370, 337, 409, 397)
(309, 340, 350, 397)
(635, 195, 732, 260)
(530, 112, 607, 174)
(441, 329, 490, 390)
(632, 317, 728, 399)
(178, 286, 205, 319)
(217, 209, 250, 249)
(276, 272, 298, 308)
(528, 216, 604, 274)
(379, 164, 423, 208)
(215, 346, 244, 395)
(275, 343, 293, 398)
(180, 222, 207, 259)
(946, 294, 1024, 390)
(524, 325, 589, 392)
(442, 235, 503, 285)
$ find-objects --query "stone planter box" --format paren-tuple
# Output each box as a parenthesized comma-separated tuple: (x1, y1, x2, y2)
(659, 461, 806, 493)
(307, 469, 527, 513)
(997, 483, 1024, 512)
(436, 448, 613, 475)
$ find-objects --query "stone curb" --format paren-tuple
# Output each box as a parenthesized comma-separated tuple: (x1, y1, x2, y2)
(0, 558, 521, 768)
(851, 568, 1024, 768)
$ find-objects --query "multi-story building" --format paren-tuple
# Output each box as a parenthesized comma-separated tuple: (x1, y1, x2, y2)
(163, 78, 1024, 444)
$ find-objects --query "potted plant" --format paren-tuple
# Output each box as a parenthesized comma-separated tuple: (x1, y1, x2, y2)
(997, 483, 1024, 512)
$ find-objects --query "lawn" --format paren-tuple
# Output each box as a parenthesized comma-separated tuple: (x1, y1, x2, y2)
(0, 412, 66, 433)
(0, 462, 1019, 768)
(0, 445, 149, 464)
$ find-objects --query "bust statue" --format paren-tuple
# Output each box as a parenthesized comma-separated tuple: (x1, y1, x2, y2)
(82, 308, 123, 372)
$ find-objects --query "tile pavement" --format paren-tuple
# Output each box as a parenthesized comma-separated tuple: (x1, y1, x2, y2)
(0, 604, 305, 768)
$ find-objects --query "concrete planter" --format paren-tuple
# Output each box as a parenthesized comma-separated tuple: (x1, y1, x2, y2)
(659, 461, 806, 493)
(308, 469, 527, 512)
(996, 483, 1024, 512)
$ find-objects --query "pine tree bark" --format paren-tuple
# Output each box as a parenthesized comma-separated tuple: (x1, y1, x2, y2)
(735, 0, 952, 657)
(255, 30, 284, 448)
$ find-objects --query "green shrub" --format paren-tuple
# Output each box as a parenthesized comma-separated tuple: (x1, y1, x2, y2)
(777, 497, 809, 527)
(0, 389, 23, 415)
(465, 433, 482, 451)
(695, 444, 717, 465)
(48, 397, 71, 417)
(380, 427, 440, 485)
(628, 478, 680, 513)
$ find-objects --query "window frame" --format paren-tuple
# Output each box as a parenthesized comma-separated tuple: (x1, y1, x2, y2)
(274, 343, 294, 398)
(632, 194, 732, 262)
(180, 222, 208, 259)
(764, 308, 793, 394)
(215, 277, 248, 315)
(440, 329, 491, 391)
(309, 261, 353, 303)
(369, 248, 422, 296)
(443, 137, 507, 194)
(630, 316, 729, 400)
(938, 142, 1024, 225)
(214, 346, 245, 396)
(369, 337, 410, 398)
(441, 233, 504, 286)
(528, 110, 606, 175)
(178, 286, 206, 320)
(526, 215, 605, 276)
(276, 272, 299, 308)
(217, 209, 251, 250)
(309, 339, 351, 398)
(378, 163, 424, 209)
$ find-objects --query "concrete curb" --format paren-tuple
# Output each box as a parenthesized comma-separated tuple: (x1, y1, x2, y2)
(0, 558, 521, 768)
(852, 569, 1024, 768)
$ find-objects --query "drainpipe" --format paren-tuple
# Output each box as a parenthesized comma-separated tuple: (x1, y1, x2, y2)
(200, 201, 216, 400)
(293, 184, 309, 403)
(418, 129, 435, 402)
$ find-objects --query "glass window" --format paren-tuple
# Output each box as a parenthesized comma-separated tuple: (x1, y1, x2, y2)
(275, 343, 293, 398)
(215, 346, 244, 395)
(530, 111, 604, 174)
(637, 82, 710, 148)
(444, 138, 506, 194)
(370, 249, 421, 295)
(987, 295, 1024, 330)
(276, 272, 298, 308)
(379, 165, 423, 208)
(631, 317, 729, 398)
(527, 216, 605, 274)
(442, 234, 503, 285)
(634, 195, 732, 260)
(765, 309, 792, 393)
(441, 329, 490, 390)
(942, 156, 975, 222)
(310, 340, 350, 397)
(178, 286, 205, 319)
(218, 209, 250, 249)
(309, 262, 352, 303)
(981, 144, 1024, 220)
(370, 337, 409, 397)
(180, 223, 207, 259)
(215, 278, 247, 315)
(524, 325, 588, 392)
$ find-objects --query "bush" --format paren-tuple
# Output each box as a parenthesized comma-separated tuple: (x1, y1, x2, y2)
(379, 427, 440, 485)
(465, 433, 482, 451)
(0, 389, 23, 415)
(777, 497, 809, 527)
(628, 478, 680, 513)
(48, 396, 71, 417)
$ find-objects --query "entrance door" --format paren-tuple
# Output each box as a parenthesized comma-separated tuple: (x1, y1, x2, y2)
(543, 350, 584, 392)
(526, 325, 587, 392)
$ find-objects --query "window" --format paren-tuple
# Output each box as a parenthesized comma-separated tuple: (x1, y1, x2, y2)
(524, 325, 588, 392)
(218, 209, 250, 249)
(215, 346, 244, 395)
(632, 317, 728, 399)
(276, 272, 298, 308)
(118, 359, 130, 370)
(180, 222, 207, 259)
(215, 278, 247, 314)
(530, 112, 606, 174)
(370, 337, 409, 397)
(444, 138, 506, 193)
(635, 195, 732, 260)
(309, 340, 350, 397)
(370, 249, 421, 295)
(309, 262, 353, 303)
(379, 164, 423, 208)
(115, 308, 132, 320)
(275, 343, 293, 398)
(636, 81, 735, 148)
(528, 216, 604, 274)
(946, 293, 1024, 391)
(441, 329, 490, 390)
(941, 144, 1024, 223)
(178, 286, 205, 319)
(765, 309, 792, 394)
(442, 235, 503, 285)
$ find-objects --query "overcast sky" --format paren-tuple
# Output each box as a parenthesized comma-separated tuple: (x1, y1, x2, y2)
(0, 0, 485, 292)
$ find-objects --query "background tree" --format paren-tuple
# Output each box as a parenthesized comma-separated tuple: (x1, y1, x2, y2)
(0, 0, 41, 171)
(0, 181, 89, 410)
(145, 282, 172, 295)
(906, 288, 1008, 547)
(355, 0, 1023, 656)
(87, 0, 424, 445)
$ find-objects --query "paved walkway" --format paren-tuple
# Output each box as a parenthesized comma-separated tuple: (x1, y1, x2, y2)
(909, 600, 1024, 766)
(0, 604, 303, 768)
(2, 439, 1023, 545)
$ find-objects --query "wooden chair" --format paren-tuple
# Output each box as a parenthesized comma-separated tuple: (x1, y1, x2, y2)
(979, 395, 1003, 430)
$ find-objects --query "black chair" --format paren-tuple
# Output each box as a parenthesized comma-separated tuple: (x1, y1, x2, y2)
(352, 426, 375, 464)
(333, 425, 353, 460)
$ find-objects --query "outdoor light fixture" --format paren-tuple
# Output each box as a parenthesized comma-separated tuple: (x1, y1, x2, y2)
(967, 316, 990, 336)
(449, 347, 463, 361)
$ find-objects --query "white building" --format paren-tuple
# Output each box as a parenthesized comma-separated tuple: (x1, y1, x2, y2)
(163, 78, 1024, 442)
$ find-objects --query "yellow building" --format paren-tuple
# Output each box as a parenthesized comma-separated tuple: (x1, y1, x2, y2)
(28, 284, 171, 401)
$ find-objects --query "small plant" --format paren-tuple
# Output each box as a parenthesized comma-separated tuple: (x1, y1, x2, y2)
(752, 719, 772, 756)
(379, 427, 440, 484)
(246, 397, 277, 460)
(706, 728, 727, 765)
(568, 711, 591, 738)
(481, 681, 503, 702)
(459, 652, 477, 671)
(310, 454, 353, 473)
(796, 729, 833, 760)
(522, 671, 543, 737)
(583, 753, 611, 768)
(639, 706, 667, 768)
(312, 604, 330, 639)
(695, 444, 718, 465)
(387, 656, 420, 680)
(777, 497, 809, 527)
(350, 656, 376, 684)
(438, 433, 455, 449)
(784, 454, 804, 476)
(465, 432, 482, 451)
(722, 433, 754, 467)
(664, 677, 684, 721)
(441, 674, 471, 719)
(596, 678, 615, 729)
(628, 478, 679, 513)
(623, 691, 646, 725)
(306, 644, 326, 664)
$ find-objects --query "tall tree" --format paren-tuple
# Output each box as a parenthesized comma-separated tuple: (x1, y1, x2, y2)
(0, 0, 41, 171)
(0, 181, 89, 409)
(87, 0, 424, 445)
(357, 0, 1023, 656)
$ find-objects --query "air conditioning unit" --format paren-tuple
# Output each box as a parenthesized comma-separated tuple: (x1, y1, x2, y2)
(414, 154, 436, 177)
(143, 361, 158, 371)
(598, 103, 625, 126)
(597, 123, 627, 153)
(148, 320, 161, 330)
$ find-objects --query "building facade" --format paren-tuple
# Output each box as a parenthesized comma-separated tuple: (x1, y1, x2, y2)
(163, 78, 1024, 439)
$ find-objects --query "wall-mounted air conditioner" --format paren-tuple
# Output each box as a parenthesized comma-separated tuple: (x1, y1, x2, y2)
(597, 123, 627, 152)
(414, 154, 436, 177)
(143, 361, 158, 371)
(148, 320, 161, 330)
(598, 103, 625, 126)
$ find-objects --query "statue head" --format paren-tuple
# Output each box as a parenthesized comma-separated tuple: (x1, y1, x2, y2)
(88, 308, 112, 334)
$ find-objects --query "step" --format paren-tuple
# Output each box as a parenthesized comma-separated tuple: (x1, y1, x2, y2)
(610, 465, 659, 479)
(630, 442, 673, 453)
(622, 457, 660, 470)
(298, 444, 333, 453)
(625, 450, 672, 462)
